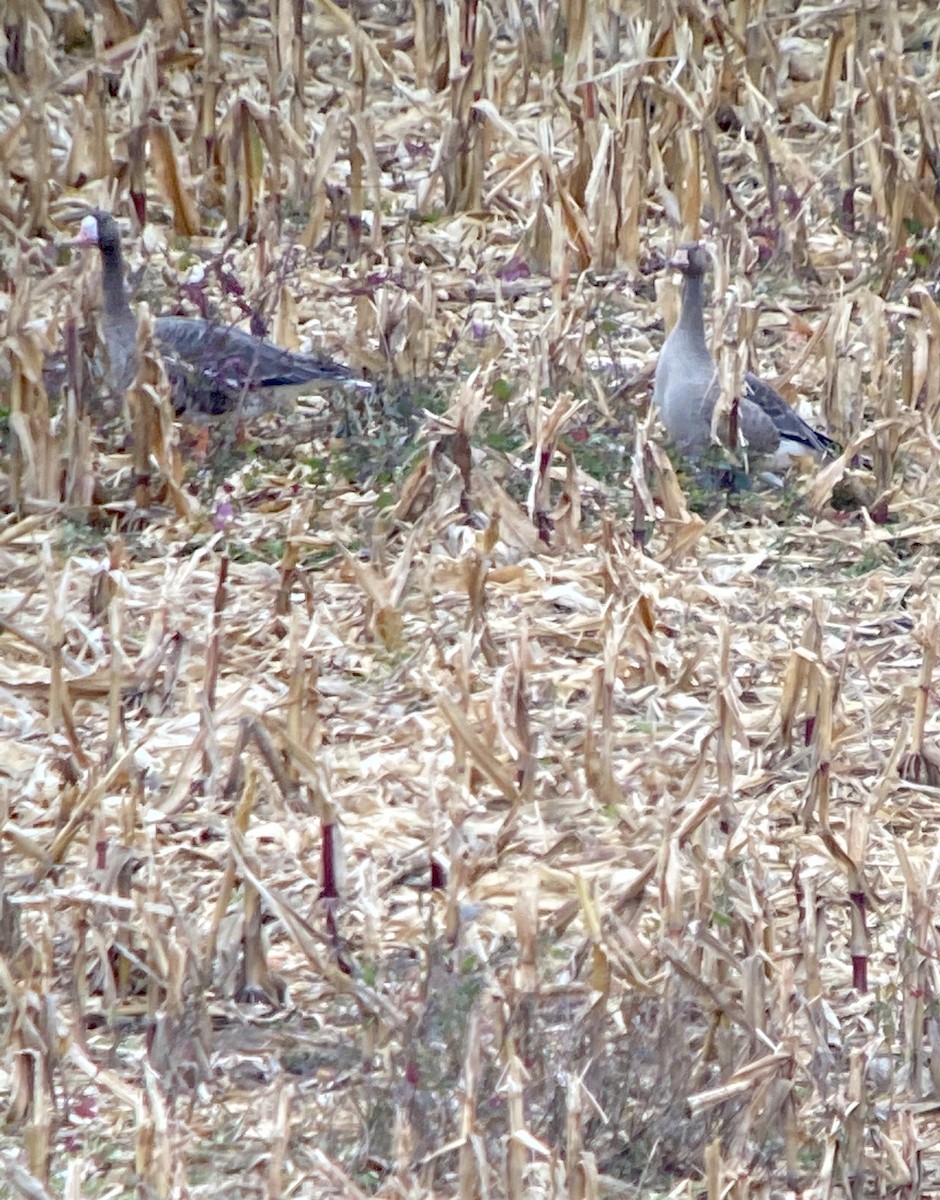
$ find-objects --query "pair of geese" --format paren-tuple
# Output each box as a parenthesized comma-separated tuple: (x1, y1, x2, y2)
(74, 212, 833, 463)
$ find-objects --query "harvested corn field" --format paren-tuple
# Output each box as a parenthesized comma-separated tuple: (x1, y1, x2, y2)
(3, 1, 940, 1196)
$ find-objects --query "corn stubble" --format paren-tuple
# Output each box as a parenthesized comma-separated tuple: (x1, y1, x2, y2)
(3, 1, 940, 1197)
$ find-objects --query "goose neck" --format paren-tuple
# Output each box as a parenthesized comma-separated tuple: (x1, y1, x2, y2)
(678, 272, 708, 345)
(101, 244, 131, 319)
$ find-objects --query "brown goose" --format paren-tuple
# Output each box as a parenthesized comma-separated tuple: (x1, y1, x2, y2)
(73, 211, 369, 418)
(653, 243, 835, 462)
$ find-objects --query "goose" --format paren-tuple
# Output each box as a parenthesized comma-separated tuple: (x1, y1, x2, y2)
(73, 210, 369, 419)
(653, 243, 834, 462)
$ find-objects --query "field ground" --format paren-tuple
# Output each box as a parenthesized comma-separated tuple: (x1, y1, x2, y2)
(4, 1, 940, 1196)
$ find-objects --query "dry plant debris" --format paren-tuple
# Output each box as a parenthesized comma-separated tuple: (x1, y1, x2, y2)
(4, 0, 940, 1196)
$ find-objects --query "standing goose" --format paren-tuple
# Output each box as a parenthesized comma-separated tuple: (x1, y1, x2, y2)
(73, 211, 369, 419)
(653, 243, 834, 461)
